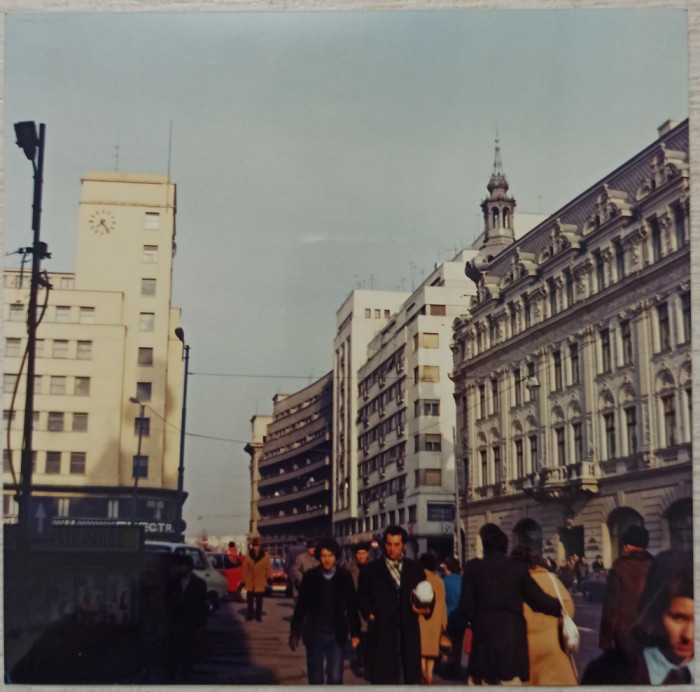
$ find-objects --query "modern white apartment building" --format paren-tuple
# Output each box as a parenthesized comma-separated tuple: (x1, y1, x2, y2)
(3, 172, 185, 539)
(452, 120, 691, 566)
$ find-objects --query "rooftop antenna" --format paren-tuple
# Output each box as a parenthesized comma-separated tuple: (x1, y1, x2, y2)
(167, 121, 174, 177)
(114, 143, 120, 172)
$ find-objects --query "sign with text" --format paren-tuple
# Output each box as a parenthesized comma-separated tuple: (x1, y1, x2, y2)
(32, 526, 142, 552)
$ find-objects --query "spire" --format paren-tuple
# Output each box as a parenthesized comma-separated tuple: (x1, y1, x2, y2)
(480, 134, 516, 253)
(493, 137, 503, 177)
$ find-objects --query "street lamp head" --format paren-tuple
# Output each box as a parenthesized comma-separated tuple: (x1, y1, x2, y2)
(175, 327, 185, 343)
(129, 397, 140, 404)
(14, 121, 39, 161)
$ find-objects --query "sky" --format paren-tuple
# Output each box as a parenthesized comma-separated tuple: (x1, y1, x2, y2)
(2, 6, 690, 538)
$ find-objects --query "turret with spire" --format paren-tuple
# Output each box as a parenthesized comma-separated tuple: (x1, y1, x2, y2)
(480, 137, 516, 255)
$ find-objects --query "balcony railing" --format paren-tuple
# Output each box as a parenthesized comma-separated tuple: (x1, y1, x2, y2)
(257, 506, 330, 528)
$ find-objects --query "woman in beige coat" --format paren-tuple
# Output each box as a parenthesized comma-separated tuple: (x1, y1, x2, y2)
(417, 553, 448, 685)
(242, 537, 272, 622)
(512, 546, 577, 686)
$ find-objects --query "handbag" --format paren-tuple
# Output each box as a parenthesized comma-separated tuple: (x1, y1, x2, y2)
(547, 572, 580, 653)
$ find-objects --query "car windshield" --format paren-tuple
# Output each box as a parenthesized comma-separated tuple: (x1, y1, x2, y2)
(271, 558, 284, 569)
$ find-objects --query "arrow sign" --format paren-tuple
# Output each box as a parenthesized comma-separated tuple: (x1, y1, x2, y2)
(28, 497, 54, 539)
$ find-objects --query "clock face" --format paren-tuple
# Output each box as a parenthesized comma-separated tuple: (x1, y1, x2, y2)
(89, 208, 116, 235)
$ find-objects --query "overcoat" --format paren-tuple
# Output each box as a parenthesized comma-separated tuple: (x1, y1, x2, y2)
(523, 566, 576, 686)
(419, 570, 447, 658)
(357, 556, 425, 684)
(459, 552, 561, 684)
(599, 549, 653, 653)
(164, 571, 208, 631)
(242, 549, 272, 593)
(290, 565, 361, 647)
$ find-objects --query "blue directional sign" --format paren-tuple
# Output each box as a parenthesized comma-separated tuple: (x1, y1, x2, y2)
(28, 497, 54, 539)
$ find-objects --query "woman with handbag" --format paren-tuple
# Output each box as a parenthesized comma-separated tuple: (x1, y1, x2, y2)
(511, 546, 578, 686)
(417, 553, 448, 685)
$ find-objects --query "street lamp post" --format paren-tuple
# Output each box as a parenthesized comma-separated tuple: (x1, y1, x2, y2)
(14, 121, 47, 545)
(129, 397, 146, 522)
(174, 327, 189, 540)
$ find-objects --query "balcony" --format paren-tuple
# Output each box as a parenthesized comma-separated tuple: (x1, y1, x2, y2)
(257, 506, 329, 528)
(258, 456, 329, 489)
(523, 462, 599, 502)
(258, 480, 329, 508)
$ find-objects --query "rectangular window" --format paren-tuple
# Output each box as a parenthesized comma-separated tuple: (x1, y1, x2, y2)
(548, 278, 557, 317)
(139, 313, 155, 331)
(60, 276, 75, 289)
(657, 302, 670, 351)
(595, 251, 605, 292)
(650, 217, 662, 261)
(50, 376, 66, 395)
(565, 269, 575, 307)
(46, 451, 61, 474)
(625, 407, 637, 454)
(48, 412, 65, 432)
(425, 434, 442, 452)
(132, 455, 149, 479)
(479, 385, 486, 419)
(79, 307, 95, 324)
(510, 304, 518, 335)
(141, 278, 156, 296)
(364, 308, 371, 318)
(419, 366, 440, 383)
(604, 412, 616, 459)
(374, 309, 380, 318)
(136, 382, 152, 401)
(34, 375, 42, 394)
(480, 449, 488, 485)
(493, 445, 501, 482)
(144, 212, 160, 230)
(55, 306, 71, 323)
(491, 378, 499, 414)
(674, 205, 686, 249)
(72, 413, 88, 432)
(74, 377, 91, 396)
(430, 305, 446, 316)
(425, 469, 442, 485)
(422, 400, 440, 416)
(52, 340, 69, 358)
(5, 338, 21, 357)
(134, 417, 150, 437)
(569, 343, 580, 385)
(138, 347, 154, 366)
(556, 427, 566, 466)
(417, 332, 439, 349)
(526, 362, 537, 402)
(143, 245, 158, 263)
(621, 320, 633, 365)
(35, 339, 44, 358)
(615, 240, 625, 280)
(573, 422, 583, 463)
(514, 368, 522, 406)
(427, 503, 454, 522)
(553, 350, 562, 390)
(414, 435, 420, 453)
(70, 452, 86, 474)
(523, 294, 531, 328)
(9, 304, 24, 322)
(408, 505, 417, 523)
(600, 328, 611, 372)
(76, 340, 93, 360)
(529, 434, 538, 473)
(662, 394, 676, 446)
(680, 292, 691, 344)
(515, 439, 524, 478)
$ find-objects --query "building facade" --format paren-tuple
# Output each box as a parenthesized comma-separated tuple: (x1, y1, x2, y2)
(452, 120, 692, 567)
(251, 372, 334, 556)
(4, 172, 185, 539)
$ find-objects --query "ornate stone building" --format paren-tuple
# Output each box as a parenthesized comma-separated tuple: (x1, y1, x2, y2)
(452, 120, 691, 567)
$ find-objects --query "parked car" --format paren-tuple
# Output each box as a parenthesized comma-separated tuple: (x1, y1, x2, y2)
(266, 556, 288, 596)
(208, 552, 245, 601)
(581, 570, 607, 602)
(144, 541, 228, 612)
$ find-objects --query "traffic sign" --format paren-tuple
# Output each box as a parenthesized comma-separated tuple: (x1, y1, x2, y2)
(28, 497, 54, 539)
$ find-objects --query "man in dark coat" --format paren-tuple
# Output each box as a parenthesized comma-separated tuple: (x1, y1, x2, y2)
(289, 537, 361, 684)
(459, 523, 562, 685)
(163, 552, 208, 682)
(357, 526, 429, 684)
(599, 525, 654, 656)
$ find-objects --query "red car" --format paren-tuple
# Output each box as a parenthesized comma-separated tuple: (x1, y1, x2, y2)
(209, 552, 245, 601)
(266, 556, 288, 596)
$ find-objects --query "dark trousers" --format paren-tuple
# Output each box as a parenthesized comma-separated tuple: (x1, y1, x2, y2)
(247, 590, 263, 621)
(165, 622, 197, 682)
(305, 630, 344, 685)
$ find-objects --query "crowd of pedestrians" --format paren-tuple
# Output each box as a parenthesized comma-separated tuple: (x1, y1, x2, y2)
(160, 522, 690, 687)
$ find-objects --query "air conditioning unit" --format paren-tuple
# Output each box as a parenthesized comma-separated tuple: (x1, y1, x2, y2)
(363, 474, 369, 486)
(363, 389, 369, 400)
(379, 376, 385, 387)
(396, 393, 404, 404)
(397, 458, 405, 470)
(379, 467, 386, 478)
(363, 445, 369, 455)
(379, 406, 386, 417)
(379, 436, 385, 447)
(396, 361, 404, 373)
(362, 416, 369, 427)
(397, 426, 405, 436)
(379, 498, 386, 509)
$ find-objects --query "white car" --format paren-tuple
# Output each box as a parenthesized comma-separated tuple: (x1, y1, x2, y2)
(144, 540, 228, 612)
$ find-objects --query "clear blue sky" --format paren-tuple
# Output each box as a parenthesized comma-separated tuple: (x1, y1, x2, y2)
(3, 8, 689, 537)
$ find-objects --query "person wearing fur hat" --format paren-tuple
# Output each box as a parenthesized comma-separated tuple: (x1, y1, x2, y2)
(599, 524, 654, 655)
(458, 523, 562, 685)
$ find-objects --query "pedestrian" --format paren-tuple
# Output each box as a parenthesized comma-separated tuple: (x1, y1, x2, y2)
(441, 556, 467, 679)
(289, 537, 361, 685)
(544, 557, 557, 573)
(242, 537, 272, 622)
(511, 545, 577, 686)
(357, 525, 428, 684)
(292, 541, 319, 597)
(163, 552, 208, 682)
(576, 556, 589, 590)
(459, 523, 562, 685)
(227, 541, 238, 559)
(599, 525, 653, 656)
(417, 553, 448, 685)
(558, 554, 577, 591)
(592, 555, 605, 573)
(582, 550, 693, 685)
(346, 541, 371, 677)
(285, 536, 307, 597)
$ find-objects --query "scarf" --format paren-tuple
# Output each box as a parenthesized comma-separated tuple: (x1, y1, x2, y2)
(385, 557, 403, 588)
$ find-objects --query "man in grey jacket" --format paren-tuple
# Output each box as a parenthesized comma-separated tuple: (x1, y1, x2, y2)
(292, 541, 319, 597)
